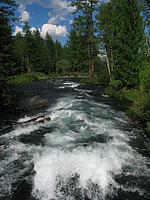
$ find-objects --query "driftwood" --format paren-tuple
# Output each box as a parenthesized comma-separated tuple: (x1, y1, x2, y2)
(19, 116, 51, 125)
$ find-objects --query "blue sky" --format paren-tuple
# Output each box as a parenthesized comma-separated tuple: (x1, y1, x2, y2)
(13, 0, 75, 45)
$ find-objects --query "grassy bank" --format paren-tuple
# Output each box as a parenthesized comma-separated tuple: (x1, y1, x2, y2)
(8, 72, 90, 85)
(8, 72, 49, 84)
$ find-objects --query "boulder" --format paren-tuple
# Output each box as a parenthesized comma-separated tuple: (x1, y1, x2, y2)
(18, 96, 48, 111)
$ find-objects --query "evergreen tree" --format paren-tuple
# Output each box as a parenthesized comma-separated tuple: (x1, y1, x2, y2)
(45, 33, 55, 73)
(13, 32, 26, 73)
(32, 28, 47, 72)
(97, 0, 146, 88)
(23, 21, 35, 72)
(66, 28, 88, 73)
(0, 0, 16, 77)
(55, 40, 63, 71)
(71, 0, 99, 77)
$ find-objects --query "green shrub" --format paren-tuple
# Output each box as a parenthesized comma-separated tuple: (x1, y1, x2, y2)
(8, 72, 47, 84)
(121, 88, 141, 101)
(81, 75, 104, 85)
(139, 62, 150, 92)
(146, 122, 150, 133)
(110, 80, 123, 90)
(123, 90, 150, 120)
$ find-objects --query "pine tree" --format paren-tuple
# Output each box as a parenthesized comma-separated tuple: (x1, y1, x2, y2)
(0, 0, 16, 77)
(71, 0, 99, 77)
(45, 33, 55, 73)
(23, 21, 34, 72)
(97, 0, 146, 88)
(55, 40, 63, 70)
(32, 28, 47, 72)
(66, 28, 88, 73)
(13, 32, 26, 73)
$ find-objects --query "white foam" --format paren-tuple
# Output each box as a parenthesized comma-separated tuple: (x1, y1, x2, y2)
(18, 115, 32, 123)
(102, 94, 109, 98)
(33, 144, 125, 200)
(61, 81, 80, 88)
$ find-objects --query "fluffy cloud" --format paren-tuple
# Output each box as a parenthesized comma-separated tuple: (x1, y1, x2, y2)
(14, 0, 75, 39)
(13, 26, 24, 35)
(46, 0, 74, 25)
(41, 23, 67, 38)
(13, 23, 67, 38)
(18, 4, 30, 22)
(16, 0, 73, 23)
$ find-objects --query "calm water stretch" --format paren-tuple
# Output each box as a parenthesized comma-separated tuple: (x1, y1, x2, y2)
(0, 79, 150, 200)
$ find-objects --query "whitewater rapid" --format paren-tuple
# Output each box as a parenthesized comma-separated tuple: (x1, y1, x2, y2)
(0, 79, 150, 200)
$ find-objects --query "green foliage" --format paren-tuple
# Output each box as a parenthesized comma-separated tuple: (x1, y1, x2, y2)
(146, 122, 150, 133)
(45, 33, 55, 73)
(56, 59, 71, 75)
(13, 23, 65, 75)
(0, 0, 17, 77)
(0, 79, 15, 106)
(97, 0, 146, 88)
(110, 80, 123, 91)
(8, 72, 47, 84)
(71, 0, 99, 77)
(66, 29, 89, 73)
(81, 75, 103, 85)
(139, 62, 150, 92)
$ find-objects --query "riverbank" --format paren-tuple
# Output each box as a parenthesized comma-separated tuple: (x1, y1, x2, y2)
(0, 73, 88, 109)
(8, 72, 89, 85)
(105, 85, 150, 153)
(80, 76, 150, 153)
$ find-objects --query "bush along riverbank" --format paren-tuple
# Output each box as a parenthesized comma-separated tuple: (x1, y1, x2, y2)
(105, 80, 150, 153)
(8, 72, 49, 84)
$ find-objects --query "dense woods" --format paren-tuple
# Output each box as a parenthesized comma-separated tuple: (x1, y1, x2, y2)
(1, 0, 150, 143)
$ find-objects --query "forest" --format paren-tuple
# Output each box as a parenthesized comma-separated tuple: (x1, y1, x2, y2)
(0, 0, 150, 148)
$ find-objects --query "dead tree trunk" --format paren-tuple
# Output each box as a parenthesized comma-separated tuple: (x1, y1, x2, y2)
(104, 47, 112, 81)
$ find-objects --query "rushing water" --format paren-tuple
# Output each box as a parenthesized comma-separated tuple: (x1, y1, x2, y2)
(0, 79, 150, 200)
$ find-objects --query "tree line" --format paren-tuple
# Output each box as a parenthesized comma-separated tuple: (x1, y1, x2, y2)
(13, 21, 63, 75)
(1, 0, 150, 104)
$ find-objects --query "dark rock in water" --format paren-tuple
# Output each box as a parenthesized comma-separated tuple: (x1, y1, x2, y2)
(18, 95, 48, 111)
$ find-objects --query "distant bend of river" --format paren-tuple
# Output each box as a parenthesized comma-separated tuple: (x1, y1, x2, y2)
(0, 79, 150, 200)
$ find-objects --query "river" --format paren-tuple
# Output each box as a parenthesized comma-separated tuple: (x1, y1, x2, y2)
(0, 79, 150, 200)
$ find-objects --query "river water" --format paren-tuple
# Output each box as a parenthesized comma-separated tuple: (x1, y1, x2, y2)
(0, 79, 150, 200)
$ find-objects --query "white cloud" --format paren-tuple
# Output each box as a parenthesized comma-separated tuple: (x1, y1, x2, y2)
(13, 26, 24, 35)
(16, 0, 73, 23)
(15, 0, 73, 39)
(48, 15, 66, 24)
(46, 0, 74, 24)
(13, 24, 67, 39)
(21, 10, 30, 21)
(30, 27, 37, 33)
(41, 23, 67, 38)
(18, 4, 30, 22)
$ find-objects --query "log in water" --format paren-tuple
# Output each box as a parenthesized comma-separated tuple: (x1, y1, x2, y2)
(0, 79, 150, 200)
